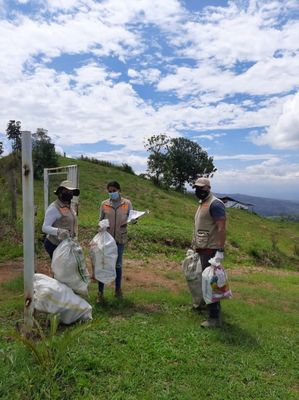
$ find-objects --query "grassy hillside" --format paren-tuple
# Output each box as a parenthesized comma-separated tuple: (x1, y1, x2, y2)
(1, 156, 299, 399)
(0, 155, 299, 268)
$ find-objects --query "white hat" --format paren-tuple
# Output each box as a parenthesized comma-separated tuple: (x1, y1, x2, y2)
(193, 177, 211, 188)
(54, 180, 80, 196)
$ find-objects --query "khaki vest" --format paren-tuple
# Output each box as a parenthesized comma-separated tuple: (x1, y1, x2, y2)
(47, 200, 77, 245)
(101, 198, 130, 244)
(193, 193, 224, 250)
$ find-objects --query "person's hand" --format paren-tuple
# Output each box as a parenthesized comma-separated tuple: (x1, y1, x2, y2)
(130, 218, 138, 224)
(57, 228, 70, 241)
(91, 274, 97, 283)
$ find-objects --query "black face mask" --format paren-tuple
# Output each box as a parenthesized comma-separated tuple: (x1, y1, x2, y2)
(59, 192, 73, 203)
(195, 187, 209, 200)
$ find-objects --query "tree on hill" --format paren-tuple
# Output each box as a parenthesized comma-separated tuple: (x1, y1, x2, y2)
(32, 128, 59, 179)
(0, 141, 3, 157)
(6, 120, 22, 153)
(145, 134, 216, 191)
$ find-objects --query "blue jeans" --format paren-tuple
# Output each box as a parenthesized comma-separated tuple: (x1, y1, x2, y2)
(98, 243, 125, 293)
(44, 238, 58, 260)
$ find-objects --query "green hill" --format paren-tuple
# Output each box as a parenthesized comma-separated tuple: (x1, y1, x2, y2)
(1, 156, 299, 400)
(0, 156, 299, 269)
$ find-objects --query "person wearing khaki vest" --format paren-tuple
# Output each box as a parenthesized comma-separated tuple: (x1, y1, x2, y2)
(97, 181, 133, 303)
(42, 180, 80, 259)
(192, 177, 226, 328)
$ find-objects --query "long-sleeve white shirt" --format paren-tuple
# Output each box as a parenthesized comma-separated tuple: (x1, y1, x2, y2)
(42, 204, 62, 237)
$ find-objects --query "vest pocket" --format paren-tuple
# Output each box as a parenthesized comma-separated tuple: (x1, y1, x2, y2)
(195, 230, 209, 248)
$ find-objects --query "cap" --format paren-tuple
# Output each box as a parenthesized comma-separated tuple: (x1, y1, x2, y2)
(193, 177, 211, 188)
(54, 180, 80, 196)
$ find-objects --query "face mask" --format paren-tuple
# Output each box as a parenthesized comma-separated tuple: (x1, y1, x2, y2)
(109, 191, 120, 201)
(59, 192, 73, 203)
(195, 187, 209, 200)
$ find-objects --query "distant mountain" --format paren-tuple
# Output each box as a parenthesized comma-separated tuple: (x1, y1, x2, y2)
(216, 193, 299, 217)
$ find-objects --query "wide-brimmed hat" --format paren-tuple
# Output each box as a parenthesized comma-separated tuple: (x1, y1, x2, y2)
(54, 180, 80, 196)
(193, 177, 211, 188)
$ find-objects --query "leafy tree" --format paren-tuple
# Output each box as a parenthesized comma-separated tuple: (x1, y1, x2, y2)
(0, 141, 3, 157)
(145, 134, 216, 191)
(144, 134, 169, 186)
(32, 128, 59, 179)
(6, 120, 22, 153)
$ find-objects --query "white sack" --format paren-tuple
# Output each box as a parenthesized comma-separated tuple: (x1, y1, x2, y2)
(51, 238, 89, 295)
(33, 273, 92, 325)
(202, 265, 232, 304)
(182, 249, 203, 307)
(89, 230, 118, 284)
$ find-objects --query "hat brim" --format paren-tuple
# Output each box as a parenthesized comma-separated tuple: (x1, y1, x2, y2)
(54, 187, 80, 196)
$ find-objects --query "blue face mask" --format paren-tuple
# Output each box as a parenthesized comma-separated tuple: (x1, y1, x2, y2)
(109, 191, 120, 200)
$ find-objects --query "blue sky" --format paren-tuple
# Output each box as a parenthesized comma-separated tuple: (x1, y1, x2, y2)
(0, 0, 299, 200)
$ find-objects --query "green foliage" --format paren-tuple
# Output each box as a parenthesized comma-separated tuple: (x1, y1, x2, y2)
(6, 120, 22, 153)
(145, 134, 216, 191)
(0, 141, 3, 156)
(32, 128, 59, 179)
(79, 155, 135, 175)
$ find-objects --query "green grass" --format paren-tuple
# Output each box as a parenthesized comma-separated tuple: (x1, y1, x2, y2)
(0, 267, 298, 400)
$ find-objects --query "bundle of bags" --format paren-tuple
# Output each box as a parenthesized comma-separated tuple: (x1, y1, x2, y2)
(182, 249, 232, 306)
(34, 238, 91, 324)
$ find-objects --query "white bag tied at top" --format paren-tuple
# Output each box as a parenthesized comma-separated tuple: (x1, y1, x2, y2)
(89, 219, 118, 284)
(33, 274, 92, 325)
(51, 238, 89, 296)
(182, 249, 203, 308)
(202, 260, 232, 304)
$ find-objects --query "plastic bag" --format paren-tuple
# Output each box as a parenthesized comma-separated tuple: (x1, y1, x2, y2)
(33, 274, 92, 325)
(89, 228, 118, 284)
(51, 238, 89, 296)
(202, 264, 232, 304)
(182, 249, 203, 308)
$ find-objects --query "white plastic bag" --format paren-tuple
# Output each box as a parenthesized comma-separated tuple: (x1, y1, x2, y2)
(51, 238, 89, 295)
(182, 249, 203, 307)
(202, 264, 232, 304)
(33, 274, 92, 324)
(89, 224, 118, 284)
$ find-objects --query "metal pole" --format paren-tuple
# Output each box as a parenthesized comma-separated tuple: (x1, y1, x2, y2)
(44, 168, 49, 213)
(21, 131, 35, 332)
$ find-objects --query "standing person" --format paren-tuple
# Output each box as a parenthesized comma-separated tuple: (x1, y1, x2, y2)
(192, 177, 226, 328)
(97, 181, 133, 303)
(42, 180, 80, 259)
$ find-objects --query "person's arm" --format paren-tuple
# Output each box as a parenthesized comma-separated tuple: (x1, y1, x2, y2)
(42, 205, 61, 236)
(215, 219, 226, 249)
(210, 200, 226, 250)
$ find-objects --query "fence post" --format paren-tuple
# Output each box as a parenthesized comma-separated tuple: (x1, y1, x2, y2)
(21, 131, 35, 333)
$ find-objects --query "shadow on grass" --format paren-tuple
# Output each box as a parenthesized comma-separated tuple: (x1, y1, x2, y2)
(92, 296, 162, 319)
(215, 320, 259, 349)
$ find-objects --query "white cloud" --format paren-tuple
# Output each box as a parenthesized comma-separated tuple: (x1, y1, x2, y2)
(250, 91, 299, 149)
(214, 154, 279, 161)
(193, 133, 226, 141)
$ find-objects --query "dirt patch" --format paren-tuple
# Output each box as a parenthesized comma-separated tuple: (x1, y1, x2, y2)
(0, 257, 183, 293)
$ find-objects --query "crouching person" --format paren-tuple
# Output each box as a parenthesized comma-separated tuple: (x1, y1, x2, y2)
(42, 180, 80, 259)
(97, 181, 132, 303)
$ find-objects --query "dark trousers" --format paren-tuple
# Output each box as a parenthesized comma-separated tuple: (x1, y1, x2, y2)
(199, 251, 221, 320)
(98, 243, 125, 294)
(44, 238, 58, 260)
